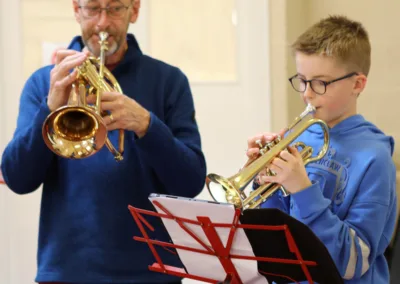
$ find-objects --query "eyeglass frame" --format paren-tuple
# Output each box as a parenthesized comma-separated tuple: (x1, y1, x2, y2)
(77, 1, 133, 19)
(288, 72, 359, 95)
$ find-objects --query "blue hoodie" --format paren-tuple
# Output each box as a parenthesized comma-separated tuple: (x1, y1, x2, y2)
(1, 34, 206, 283)
(260, 115, 396, 284)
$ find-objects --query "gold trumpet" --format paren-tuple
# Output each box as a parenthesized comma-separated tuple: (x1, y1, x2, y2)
(42, 32, 124, 161)
(206, 104, 330, 209)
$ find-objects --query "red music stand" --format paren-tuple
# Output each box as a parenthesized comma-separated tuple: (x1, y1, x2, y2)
(128, 195, 343, 284)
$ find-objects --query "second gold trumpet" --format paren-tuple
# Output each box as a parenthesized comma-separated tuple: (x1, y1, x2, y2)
(206, 104, 330, 209)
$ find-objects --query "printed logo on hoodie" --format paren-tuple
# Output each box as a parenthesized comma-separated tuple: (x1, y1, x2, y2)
(307, 147, 350, 206)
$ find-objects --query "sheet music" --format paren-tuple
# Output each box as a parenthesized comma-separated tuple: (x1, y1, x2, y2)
(149, 194, 268, 284)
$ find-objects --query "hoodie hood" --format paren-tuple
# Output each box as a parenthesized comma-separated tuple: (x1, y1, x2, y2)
(305, 114, 394, 156)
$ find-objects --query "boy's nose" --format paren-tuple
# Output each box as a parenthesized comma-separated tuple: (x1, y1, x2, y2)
(303, 82, 317, 101)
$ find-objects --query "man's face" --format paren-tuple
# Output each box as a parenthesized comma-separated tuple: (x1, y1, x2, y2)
(73, 0, 140, 57)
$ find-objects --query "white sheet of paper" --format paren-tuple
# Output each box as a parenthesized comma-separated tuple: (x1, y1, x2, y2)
(149, 195, 268, 284)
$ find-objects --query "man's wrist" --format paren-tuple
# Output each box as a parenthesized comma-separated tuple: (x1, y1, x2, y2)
(136, 110, 151, 138)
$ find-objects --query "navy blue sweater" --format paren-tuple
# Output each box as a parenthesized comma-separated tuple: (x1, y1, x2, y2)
(1, 34, 206, 283)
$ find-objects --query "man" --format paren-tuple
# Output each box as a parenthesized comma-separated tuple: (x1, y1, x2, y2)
(1, 0, 206, 283)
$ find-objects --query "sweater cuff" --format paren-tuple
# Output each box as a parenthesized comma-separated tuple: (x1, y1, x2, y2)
(290, 181, 330, 218)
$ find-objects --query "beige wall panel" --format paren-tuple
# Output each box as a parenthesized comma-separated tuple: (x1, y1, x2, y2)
(306, 0, 400, 160)
(22, 0, 79, 78)
(148, 0, 237, 82)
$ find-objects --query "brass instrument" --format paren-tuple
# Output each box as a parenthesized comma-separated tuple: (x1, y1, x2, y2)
(42, 32, 124, 161)
(206, 104, 329, 209)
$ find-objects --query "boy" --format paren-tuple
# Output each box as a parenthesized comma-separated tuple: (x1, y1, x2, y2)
(247, 15, 396, 283)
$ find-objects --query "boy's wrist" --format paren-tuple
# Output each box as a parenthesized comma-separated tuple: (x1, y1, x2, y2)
(286, 178, 312, 194)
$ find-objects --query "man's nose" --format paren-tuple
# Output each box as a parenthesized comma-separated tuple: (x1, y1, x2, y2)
(97, 9, 111, 29)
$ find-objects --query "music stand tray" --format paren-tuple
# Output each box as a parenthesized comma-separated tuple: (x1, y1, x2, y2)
(128, 194, 343, 284)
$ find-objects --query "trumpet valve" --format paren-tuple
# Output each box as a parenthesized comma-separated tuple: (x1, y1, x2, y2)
(255, 139, 267, 155)
(255, 139, 263, 148)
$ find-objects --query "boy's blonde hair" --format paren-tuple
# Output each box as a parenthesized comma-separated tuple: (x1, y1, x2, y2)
(292, 15, 371, 76)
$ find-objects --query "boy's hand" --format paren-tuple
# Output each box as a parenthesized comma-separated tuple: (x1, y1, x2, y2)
(245, 129, 287, 167)
(259, 145, 312, 194)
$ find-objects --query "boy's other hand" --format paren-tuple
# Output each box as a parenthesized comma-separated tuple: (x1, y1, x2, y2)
(259, 145, 312, 194)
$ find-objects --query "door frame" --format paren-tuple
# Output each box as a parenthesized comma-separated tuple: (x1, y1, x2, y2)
(0, 0, 23, 283)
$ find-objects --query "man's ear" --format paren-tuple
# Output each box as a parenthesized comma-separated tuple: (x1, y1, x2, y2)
(353, 73, 367, 96)
(72, 0, 81, 24)
(129, 0, 141, 23)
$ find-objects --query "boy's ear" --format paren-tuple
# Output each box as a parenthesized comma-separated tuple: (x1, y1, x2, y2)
(353, 74, 367, 96)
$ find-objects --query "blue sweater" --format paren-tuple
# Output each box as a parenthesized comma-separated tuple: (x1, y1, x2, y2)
(260, 115, 396, 284)
(1, 34, 207, 283)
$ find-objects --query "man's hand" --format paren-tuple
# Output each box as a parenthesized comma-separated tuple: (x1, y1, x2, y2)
(88, 92, 151, 138)
(47, 49, 89, 111)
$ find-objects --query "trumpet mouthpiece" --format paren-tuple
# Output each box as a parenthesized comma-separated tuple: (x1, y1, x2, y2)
(302, 103, 316, 117)
(99, 31, 109, 41)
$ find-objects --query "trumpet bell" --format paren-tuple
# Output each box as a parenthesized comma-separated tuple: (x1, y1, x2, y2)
(42, 106, 107, 159)
(206, 173, 244, 208)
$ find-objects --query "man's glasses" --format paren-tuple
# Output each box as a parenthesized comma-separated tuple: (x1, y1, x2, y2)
(78, 3, 132, 19)
(288, 72, 358, 95)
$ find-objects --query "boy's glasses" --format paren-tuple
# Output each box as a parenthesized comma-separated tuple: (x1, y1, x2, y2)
(289, 72, 358, 95)
(78, 3, 132, 19)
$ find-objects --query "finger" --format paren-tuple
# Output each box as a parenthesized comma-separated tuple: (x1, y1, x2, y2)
(56, 53, 87, 74)
(103, 112, 118, 125)
(101, 92, 121, 101)
(278, 127, 288, 138)
(106, 120, 121, 131)
(246, 148, 260, 159)
(86, 94, 97, 104)
(279, 149, 295, 162)
(260, 174, 278, 184)
(86, 94, 107, 105)
(247, 133, 277, 148)
(287, 145, 302, 158)
(81, 46, 93, 56)
(247, 134, 263, 148)
(259, 168, 269, 176)
(82, 49, 92, 56)
(256, 169, 269, 183)
(86, 94, 122, 111)
(101, 101, 119, 112)
(87, 91, 124, 103)
(262, 134, 279, 144)
(270, 157, 286, 171)
(53, 69, 78, 90)
(54, 49, 82, 65)
(51, 53, 84, 77)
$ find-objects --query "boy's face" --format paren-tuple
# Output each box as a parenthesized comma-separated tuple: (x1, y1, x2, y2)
(294, 52, 367, 128)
